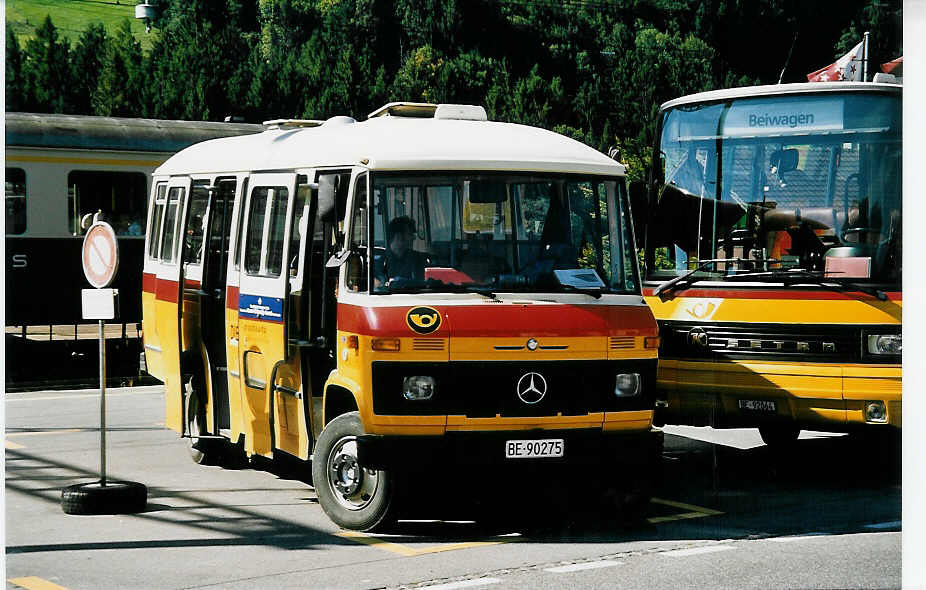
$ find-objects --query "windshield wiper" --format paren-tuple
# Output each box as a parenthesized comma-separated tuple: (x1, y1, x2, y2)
(653, 258, 730, 299)
(724, 269, 888, 301)
(383, 279, 498, 300)
(554, 284, 603, 299)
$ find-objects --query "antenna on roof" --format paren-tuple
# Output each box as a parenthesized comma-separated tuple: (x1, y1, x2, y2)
(777, 31, 799, 84)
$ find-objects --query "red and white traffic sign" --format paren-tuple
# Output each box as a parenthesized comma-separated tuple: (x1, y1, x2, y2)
(82, 222, 120, 288)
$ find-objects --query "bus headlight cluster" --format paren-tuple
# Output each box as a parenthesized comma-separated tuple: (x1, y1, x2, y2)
(867, 335, 901, 355)
(403, 376, 436, 401)
(615, 373, 642, 397)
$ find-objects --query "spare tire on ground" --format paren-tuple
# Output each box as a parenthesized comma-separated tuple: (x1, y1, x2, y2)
(61, 481, 147, 515)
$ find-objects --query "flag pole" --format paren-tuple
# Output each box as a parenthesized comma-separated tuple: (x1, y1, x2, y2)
(863, 31, 870, 81)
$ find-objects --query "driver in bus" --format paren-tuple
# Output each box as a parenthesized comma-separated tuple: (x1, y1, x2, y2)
(373, 216, 426, 287)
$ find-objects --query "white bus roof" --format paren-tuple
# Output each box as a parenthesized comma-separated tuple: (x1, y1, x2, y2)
(154, 113, 625, 177)
(660, 81, 902, 112)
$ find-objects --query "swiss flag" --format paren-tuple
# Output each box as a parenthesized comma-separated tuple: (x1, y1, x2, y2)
(881, 56, 903, 76)
(807, 40, 865, 82)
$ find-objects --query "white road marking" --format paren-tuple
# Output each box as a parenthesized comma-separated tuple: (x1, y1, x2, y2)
(663, 545, 736, 557)
(418, 578, 502, 590)
(864, 521, 902, 530)
(545, 560, 622, 573)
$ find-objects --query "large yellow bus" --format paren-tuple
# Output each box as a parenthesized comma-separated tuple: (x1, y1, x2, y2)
(635, 82, 901, 445)
(141, 102, 662, 530)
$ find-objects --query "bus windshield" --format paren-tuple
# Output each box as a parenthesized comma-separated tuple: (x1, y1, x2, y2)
(370, 173, 638, 295)
(647, 91, 901, 286)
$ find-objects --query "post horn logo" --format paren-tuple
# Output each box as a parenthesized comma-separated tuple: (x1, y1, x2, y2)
(406, 306, 442, 334)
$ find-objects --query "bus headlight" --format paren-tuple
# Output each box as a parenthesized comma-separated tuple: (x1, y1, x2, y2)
(865, 401, 887, 423)
(403, 376, 436, 401)
(615, 373, 642, 397)
(867, 334, 901, 355)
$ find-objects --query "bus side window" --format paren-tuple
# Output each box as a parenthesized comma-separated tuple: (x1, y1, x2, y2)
(346, 174, 368, 292)
(147, 183, 167, 260)
(183, 182, 211, 266)
(160, 187, 185, 264)
(244, 187, 288, 278)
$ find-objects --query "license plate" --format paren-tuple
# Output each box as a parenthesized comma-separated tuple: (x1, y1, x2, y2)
(738, 399, 777, 412)
(505, 439, 564, 459)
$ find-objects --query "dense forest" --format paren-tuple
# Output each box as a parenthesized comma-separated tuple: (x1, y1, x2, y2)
(5, 0, 902, 178)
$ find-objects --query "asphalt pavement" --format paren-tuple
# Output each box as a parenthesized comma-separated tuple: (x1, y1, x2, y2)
(4, 385, 904, 589)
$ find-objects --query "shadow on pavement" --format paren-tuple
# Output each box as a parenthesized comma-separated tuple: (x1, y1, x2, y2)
(5, 428, 901, 551)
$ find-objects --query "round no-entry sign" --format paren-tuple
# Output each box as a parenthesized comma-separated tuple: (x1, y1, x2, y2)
(82, 222, 120, 288)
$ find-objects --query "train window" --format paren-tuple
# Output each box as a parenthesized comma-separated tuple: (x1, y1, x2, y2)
(160, 187, 185, 264)
(67, 171, 146, 237)
(5, 168, 26, 235)
(148, 184, 168, 260)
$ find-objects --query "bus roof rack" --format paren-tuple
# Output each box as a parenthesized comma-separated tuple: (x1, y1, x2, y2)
(367, 102, 488, 121)
(262, 119, 325, 129)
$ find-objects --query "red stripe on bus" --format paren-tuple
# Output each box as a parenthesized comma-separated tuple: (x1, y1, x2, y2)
(142, 272, 157, 293)
(642, 286, 902, 302)
(184, 278, 201, 289)
(155, 278, 179, 304)
(337, 303, 657, 338)
(226, 285, 240, 310)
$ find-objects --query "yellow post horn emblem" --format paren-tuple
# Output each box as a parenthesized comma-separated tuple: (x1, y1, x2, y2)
(406, 306, 442, 334)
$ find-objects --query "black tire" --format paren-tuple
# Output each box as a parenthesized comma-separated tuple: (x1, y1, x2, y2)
(759, 424, 800, 448)
(311, 412, 397, 532)
(61, 481, 147, 515)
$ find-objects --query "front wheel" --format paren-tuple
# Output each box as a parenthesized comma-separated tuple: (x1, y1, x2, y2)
(311, 412, 397, 531)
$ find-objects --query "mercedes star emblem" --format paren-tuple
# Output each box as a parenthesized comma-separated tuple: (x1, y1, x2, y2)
(516, 372, 547, 404)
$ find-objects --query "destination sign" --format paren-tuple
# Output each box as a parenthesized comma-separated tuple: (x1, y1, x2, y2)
(723, 97, 844, 136)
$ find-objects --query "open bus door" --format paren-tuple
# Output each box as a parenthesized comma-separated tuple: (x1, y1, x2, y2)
(154, 177, 192, 432)
(179, 178, 239, 442)
(230, 173, 317, 459)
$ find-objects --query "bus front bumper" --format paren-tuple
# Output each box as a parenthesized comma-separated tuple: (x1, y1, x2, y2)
(355, 428, 663, 471)
(656, 359, 902, 430)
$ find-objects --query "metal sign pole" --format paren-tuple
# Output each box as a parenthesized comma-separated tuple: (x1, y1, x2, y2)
(64, 220, 146, 515)
(99, 319, 107, 487)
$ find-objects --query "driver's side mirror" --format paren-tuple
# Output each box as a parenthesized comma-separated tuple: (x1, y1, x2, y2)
(325, 249, 351, 268)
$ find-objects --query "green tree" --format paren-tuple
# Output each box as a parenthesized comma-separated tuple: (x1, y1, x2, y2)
(22, 16, 72, 113)
(70, 23, 108, 115)
(92, 20, 144, 116)
(6, 25, 26, 112)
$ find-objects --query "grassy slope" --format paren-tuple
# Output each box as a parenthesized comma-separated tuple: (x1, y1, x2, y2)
(7, 0, 157, 51)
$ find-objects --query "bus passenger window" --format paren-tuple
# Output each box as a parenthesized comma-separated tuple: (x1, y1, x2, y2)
(67, 171, 147, 236)
(183, 183, 210, 266)
(147, 184, 167, 260)
(244, 187, 288, 277)
(5, 168, 26, 235)
(160, 187, 185, 263)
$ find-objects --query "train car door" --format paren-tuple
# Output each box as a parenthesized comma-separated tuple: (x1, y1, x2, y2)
(233, 172, 303, 457)
(154, 177, 191, 432)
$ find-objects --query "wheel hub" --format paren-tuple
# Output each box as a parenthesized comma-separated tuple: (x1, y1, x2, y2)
(331, 453, 362, 496)
(325, 436, 380, 511)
